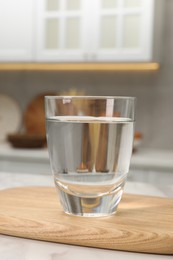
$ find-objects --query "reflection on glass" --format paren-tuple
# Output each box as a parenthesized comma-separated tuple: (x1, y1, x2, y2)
(65, 18, 80, 48)
(100, 16, 117, 48)
(124, 0, 141, 8)
(46, 0, 59, 11)
(123, 15, 140, 48)
(45, 19, 59, 49)
(101, 0, 118, 9)
(66, 0, 80, 10)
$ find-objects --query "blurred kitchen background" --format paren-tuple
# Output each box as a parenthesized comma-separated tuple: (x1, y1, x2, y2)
(0, 0, 172, 150)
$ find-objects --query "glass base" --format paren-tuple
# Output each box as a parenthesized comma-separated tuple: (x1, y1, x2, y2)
(57, 187, 124, 217)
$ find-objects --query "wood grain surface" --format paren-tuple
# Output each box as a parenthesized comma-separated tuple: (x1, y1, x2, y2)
(0, 63, 160, 71)
(0, 187, 173, 255)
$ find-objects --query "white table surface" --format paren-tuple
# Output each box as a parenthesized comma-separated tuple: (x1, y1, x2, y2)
(0, 170, 173, 260)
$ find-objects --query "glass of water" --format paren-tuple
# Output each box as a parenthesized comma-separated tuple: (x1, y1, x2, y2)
(45, 96, 135, 217)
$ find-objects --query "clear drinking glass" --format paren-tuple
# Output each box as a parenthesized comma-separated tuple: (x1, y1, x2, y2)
(45, 96, 135, 217)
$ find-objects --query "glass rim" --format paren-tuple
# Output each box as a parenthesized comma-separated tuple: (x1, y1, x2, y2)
(45, 95, 136, 101)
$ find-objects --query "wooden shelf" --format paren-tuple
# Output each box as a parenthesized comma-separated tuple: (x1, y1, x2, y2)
(0, 63, 159, 71)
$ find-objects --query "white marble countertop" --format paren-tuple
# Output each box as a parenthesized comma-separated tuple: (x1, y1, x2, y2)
(0, 142, 49, 162)
(131, 148, 173, 171)
(1, 142, 173, 171)
(0, 171, 173, 260)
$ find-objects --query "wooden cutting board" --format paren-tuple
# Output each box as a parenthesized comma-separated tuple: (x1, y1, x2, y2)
(0, 187, 173, 255)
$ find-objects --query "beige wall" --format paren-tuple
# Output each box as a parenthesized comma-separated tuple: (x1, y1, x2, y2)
(0, 0, 173, 149)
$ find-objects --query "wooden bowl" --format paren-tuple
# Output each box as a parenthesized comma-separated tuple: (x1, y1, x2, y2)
(7, 133, 47, 149)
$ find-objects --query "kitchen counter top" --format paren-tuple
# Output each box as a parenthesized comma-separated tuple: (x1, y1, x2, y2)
(0, 171, 173, 260)
(1, 143, 173, 172)
(0, 143, 49, 161)
(131, 149, 173, 171)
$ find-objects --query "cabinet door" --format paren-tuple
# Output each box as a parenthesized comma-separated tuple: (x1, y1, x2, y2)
(35, 0, 154, 62)
(0, 0, 33, 61)
(36, 0, 88, 61)
(91, 0, 154, 61)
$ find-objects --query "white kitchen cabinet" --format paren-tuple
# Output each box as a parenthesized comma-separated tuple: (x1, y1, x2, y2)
(0, 0, 154, 62)
(36, 0, 154, 62)
(0, 0, 33, 61)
